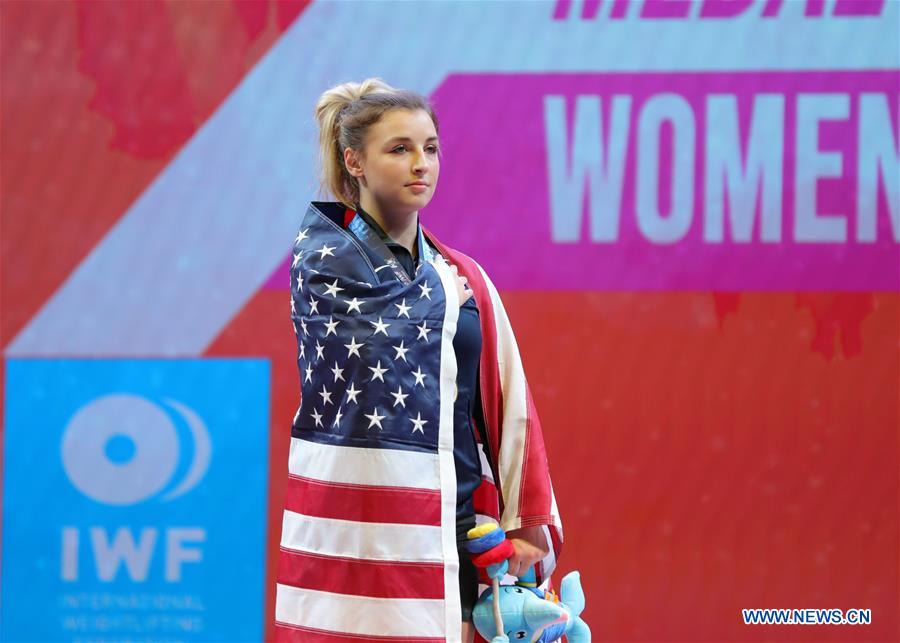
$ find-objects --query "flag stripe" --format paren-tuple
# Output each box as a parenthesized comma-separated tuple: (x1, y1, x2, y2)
(474, 261, 529, 525)
(285, 474, 441, 526)
(472, 476, 499, 517)
(431, 258, 464, 637)
(275, 583, 445, 638)
(477, 265, 563, 583)
(274, 621, 443, 643)
(521, 385, 553, 517)
(280, 509, 443, 563)
(278, 548, 444, 599)
(289, 436, 440, 489)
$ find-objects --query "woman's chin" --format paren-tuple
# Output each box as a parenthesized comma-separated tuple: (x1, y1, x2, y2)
(399, 192, 433, 211)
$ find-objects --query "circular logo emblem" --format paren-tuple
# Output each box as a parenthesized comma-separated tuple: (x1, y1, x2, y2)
(61, 394, 211, 505)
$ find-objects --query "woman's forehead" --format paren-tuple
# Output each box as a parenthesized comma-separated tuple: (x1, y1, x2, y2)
(370, 109, 437, 143)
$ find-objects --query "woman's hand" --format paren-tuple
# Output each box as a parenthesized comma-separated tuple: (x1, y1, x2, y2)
(505, 525, 549, 578)
(450, 263, 473, 305)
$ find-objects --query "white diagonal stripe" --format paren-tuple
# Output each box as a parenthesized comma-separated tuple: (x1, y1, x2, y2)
(8, 1, 896, 355)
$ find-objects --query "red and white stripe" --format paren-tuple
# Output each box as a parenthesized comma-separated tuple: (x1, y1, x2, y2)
(474, 260, 563, 583)
(275, 438, 450, 640)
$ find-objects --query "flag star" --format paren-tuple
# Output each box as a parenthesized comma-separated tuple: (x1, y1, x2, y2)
(316, 244, 336, 259)
(345, 381, 361, 404)
(418, 281, 433, 300)
(364, 407, 386, 430)
(292, 252, 303, 269)
(299, 342, 306, 359)
(314, 340, 325, 360)
(371, 316, 390, 336)
(294, 227, 309, 245)
(332, 408, 343, 428)
(311, 408, 323, 427)
(319, 385, 333, 406)
(297, 271, 304, 292)
(290, 296, 297, 315)
(308, 296, 319, 315)
(391, 385, 409, 408)
(393, 340, 409, 362)
(324, 279, 345, 298)
(301, 319, 308, 336)
(410, 412, 428, 434)
(344, 336, 364, 359)
(416, 321, 433, 342)
(324, 316, 339, 337)
(346, 297, 363, 314)
(368, 360, 388, 382)
(330, 361, 345, 382)
(304, 364, 313, 383)
(412, 366, 427, 387)
(394, 298, 411, 318)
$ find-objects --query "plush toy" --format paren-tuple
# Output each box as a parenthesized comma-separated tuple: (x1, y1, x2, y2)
(465, 523, 591, 643)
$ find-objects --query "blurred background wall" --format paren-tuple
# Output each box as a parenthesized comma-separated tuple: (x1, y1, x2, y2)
(1, 0, 897, 640)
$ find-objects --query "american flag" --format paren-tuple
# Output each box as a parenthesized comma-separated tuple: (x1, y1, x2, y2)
(275, 202, 563, 642)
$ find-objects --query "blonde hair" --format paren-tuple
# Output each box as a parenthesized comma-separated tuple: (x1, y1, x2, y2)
(314, 78, 440, 208)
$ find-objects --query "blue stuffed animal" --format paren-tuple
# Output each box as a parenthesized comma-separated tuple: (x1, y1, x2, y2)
(465, 523, 590, 642)
(472, 570, 590, 642)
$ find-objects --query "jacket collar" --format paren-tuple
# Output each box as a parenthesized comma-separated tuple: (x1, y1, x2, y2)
(353, 203, 424, 262)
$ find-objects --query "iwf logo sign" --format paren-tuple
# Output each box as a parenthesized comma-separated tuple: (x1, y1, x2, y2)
(2, 359, 270, 642)
(61, 394, 212, 507)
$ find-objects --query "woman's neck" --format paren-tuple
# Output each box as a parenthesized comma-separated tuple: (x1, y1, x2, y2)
(358, 194, 419, 257)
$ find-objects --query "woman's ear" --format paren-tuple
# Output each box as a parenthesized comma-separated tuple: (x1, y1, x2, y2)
(344, 147, 364, 179)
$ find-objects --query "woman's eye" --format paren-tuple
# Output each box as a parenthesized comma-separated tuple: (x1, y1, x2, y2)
(391, 145, 439, 154)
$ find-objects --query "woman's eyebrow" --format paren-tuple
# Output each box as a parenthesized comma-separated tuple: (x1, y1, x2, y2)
(385, 136, 439, 143)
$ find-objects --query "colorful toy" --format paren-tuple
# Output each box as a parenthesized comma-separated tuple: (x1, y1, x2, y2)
(465, 523, 591, 642)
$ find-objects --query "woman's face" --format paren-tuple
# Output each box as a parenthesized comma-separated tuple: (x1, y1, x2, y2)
(346, 108, 440, 216)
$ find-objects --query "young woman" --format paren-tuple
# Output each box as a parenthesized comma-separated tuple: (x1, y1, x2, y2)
(275, 78, 563, 643)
